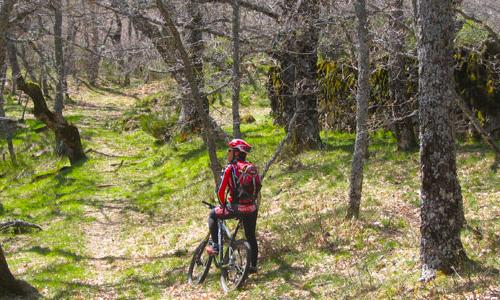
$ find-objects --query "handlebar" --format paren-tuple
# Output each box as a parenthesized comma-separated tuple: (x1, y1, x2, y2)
(202, 201, 215, 209)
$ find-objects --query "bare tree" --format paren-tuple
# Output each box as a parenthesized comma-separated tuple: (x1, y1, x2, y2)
(156, 0, 222, 182)
(84, 0, 101, 86)
(52, 0, 65, 114)
(231, 0, 241, 138)
(347, 0, 370, 218)
(417, 0, 468, 281)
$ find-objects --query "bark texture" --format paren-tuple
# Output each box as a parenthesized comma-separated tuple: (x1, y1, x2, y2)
(388, 0, 417, 151)
(417, 0, 467, 280)
(347, 0, 370, 218)
(231, 0, 241, 138)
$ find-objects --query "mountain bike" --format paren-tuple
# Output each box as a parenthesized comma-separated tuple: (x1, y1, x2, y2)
(187, 201, 251, 292)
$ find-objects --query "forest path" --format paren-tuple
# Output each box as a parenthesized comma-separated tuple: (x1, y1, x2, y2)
(71, 85, 142, 298)
(65, 84, 217, 299)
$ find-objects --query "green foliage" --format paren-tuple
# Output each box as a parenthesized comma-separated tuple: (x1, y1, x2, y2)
(139, 113, 178, 142)
(456, 20, 490, 46)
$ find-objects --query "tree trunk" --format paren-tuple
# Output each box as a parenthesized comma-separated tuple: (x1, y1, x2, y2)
(0, 63, 6, 117)
(178, 0, 209, 133)
(85, 0, 100, 86)
(417, 0, 467, 281)
(231, 0, 241, 138)
(65, 2, 77, 81)
(18, 45, 38, 82)
(53, 0, 65, 114)
(287, 0, 322, 151)
(128, 3, 226, 139)
(156, 0, 222, 182)
(347, 0, 370, 219)
(8, 42, 87, 166)
(108, 3, 129, 87)
(270, 55, 295, 127)
(0, 2, 25, 293)
(0, 0, 17, 166)
(268, 0, 296, 127)
(388, 0, 417, 151)
(0, 244, 24, 295)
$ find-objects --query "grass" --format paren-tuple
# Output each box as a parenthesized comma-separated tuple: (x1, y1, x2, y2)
(0, 81, 499, 299)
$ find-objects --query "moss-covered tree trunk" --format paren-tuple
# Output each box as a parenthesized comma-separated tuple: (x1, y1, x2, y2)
(286, 0, 322, 151)
(7, 42, 86, 166)
(388, 0, 417, 151)
(417, 0, 467, 281)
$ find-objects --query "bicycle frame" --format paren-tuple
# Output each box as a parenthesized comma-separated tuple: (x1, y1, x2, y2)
(213, 218, 242, 268)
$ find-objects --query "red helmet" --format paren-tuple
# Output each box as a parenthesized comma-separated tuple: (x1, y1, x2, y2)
(228, 138, 252, 153)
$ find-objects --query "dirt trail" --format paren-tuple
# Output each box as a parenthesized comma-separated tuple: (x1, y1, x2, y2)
(71, 85, 218, 299)
(84, 203, 124, 298)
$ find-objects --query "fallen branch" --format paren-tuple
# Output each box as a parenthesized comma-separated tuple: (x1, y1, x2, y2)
(0, 220, 43, 233)
(86, 148, 124, 158)
(96, 184, 116, 188)
(112, 160, 124, 172)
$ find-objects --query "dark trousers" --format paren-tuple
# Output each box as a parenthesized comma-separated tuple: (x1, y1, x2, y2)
(208, 207, 258, 267)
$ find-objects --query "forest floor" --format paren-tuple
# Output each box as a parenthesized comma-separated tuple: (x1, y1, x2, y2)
(0, 81, 499, 299)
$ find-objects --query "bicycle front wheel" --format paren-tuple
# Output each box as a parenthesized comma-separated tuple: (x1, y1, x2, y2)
(187, 237, 212, 285)
(220, 239, 251, 292)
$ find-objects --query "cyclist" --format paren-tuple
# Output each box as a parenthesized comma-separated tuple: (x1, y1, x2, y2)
(206, 138, 260, 274)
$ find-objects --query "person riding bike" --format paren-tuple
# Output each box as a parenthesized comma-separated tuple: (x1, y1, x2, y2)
(206, 138, 261, 274)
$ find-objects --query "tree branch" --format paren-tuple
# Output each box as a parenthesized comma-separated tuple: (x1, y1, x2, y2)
(199, 0, 279, 20)
(0, 220, 43, 232)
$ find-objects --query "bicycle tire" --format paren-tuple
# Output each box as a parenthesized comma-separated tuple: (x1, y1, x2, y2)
(220, 239, 251, 292)
(187, 237, 212, 285)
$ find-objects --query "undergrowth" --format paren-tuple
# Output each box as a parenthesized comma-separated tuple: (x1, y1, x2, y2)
(0, 82, 498, 299)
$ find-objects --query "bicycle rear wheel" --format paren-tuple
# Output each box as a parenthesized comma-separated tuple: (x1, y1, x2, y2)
(187, 237, 212, 285)
(220, 239, 251, 292)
